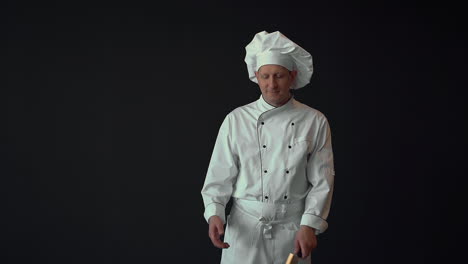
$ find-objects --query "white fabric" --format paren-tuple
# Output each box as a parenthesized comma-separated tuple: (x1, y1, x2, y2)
(201, 94, 335, 237)
(244, 31, 314, 89)
(221, 198, 310, 264)
(256, 51, 294, 72)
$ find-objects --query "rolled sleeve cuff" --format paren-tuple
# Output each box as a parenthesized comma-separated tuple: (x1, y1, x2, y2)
(300, 214, 329, 235)
(203, 202, 226, 224)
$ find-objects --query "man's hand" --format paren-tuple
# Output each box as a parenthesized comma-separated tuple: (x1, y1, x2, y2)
(294, 225, 317, 259)
(208, 216, 230, 249)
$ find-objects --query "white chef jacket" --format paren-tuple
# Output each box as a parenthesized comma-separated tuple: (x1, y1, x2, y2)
(201, 94, 335, 234)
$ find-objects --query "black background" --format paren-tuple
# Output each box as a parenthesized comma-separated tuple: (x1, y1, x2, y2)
(3, 1, 467, 263)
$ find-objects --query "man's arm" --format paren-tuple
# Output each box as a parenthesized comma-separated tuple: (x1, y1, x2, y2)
(201, 113, 238, 225)
(294, 116, 335, 259)
(300, 116, 335, 234)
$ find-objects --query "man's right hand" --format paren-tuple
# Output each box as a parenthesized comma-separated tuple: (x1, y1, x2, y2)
(208, 215, 230, 249)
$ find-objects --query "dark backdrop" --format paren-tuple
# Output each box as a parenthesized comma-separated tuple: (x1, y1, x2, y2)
(3, 1, 466, 263)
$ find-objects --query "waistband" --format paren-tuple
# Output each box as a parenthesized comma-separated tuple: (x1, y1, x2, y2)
(231, 198, 305, 247)
(232, 198, 304, 221)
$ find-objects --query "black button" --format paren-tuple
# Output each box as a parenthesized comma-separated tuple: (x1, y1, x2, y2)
(284, 195, 288, 199)
(263, 145, 266, 148)
(291, 122, 295, 126)
(261, 122, 264, 125)
(265, 196, 269, 199)
(288, 145, 291, 148)
(264, 170, 267, 173)
(286, 170, 289, 174)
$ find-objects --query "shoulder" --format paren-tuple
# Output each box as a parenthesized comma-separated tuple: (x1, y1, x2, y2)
(292, 98, 329, 123)
(226, 99, 258, 117)
(217, 101, 253, 124)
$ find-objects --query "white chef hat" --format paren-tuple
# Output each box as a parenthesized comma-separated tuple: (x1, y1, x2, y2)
(244, 31, 313, 89)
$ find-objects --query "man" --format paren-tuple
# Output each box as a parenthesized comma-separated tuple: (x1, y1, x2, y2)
(201, 31, 335, 264)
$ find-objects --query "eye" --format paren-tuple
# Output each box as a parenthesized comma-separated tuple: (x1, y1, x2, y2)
(275, 74, 284, 79)
(261, 74, 269, 79)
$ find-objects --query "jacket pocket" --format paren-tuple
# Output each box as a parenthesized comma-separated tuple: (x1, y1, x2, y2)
(292, 137, 312, 155)
(287, 137, 311, 166)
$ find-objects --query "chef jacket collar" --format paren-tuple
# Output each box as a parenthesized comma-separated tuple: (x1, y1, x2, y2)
(257, 93, 295, 113)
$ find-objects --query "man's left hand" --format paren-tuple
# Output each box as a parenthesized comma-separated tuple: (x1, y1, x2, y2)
(294, 225, 317, 259)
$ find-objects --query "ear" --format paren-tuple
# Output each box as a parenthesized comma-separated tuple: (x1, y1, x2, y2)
(290, 70, 298, 80)
(289, 71, 298, 89)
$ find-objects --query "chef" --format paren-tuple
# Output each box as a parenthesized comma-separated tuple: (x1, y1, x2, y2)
(201, 31, 335, 264)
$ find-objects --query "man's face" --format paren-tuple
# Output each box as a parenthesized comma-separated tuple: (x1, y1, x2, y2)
(255, 64, 297, 107)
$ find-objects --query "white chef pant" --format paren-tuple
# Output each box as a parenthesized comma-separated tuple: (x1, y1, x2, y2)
(221, 198, 311, 264)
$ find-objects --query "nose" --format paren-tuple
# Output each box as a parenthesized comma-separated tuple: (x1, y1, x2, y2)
(267, 77, 278, 89)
